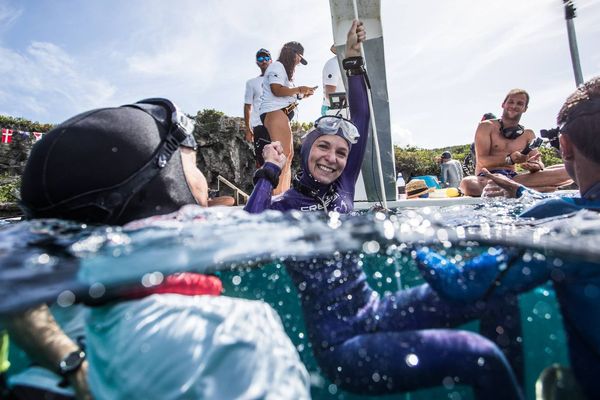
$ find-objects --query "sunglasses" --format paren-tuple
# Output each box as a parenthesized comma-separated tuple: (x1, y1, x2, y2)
(309, 115, 360, 144)
(256, 56, 271, 62)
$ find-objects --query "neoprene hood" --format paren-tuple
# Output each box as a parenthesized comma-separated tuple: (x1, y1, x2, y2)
(20, 103, 197, 225)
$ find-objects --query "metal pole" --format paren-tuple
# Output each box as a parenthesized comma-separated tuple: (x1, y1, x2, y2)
(351, 0, 389, 209)
(563, 0, 584, 86)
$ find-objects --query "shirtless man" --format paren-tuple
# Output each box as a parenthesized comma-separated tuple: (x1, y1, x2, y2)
(460, 89, 572, 196)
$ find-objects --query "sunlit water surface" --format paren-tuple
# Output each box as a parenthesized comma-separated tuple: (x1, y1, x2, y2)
(1, 194, 599, 400)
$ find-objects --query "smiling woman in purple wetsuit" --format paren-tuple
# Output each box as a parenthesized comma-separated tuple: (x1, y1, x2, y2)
(244, 20, 523, 400)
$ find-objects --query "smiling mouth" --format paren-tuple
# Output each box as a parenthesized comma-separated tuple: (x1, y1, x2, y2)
(317, 164, 335, 173)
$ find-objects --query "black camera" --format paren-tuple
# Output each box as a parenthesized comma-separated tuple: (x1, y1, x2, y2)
(540, 127, 561, 150)
(521, 137, 544, 155)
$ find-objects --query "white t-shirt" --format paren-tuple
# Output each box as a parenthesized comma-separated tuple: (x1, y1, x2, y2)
(259, 61, 296, 115)
(322, 56, 345, 107)
(244, 75, 264, 128)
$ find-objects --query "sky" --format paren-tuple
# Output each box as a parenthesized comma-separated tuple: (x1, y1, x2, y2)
(0, 0, 599, 149)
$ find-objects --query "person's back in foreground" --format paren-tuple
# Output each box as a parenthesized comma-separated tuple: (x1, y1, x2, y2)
(416, 76, 600, 399)
(5, 99, 310, 399)
(246, 20, 524, 400)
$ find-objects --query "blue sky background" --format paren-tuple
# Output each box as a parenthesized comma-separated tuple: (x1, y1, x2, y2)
(0, 0, 599, 148)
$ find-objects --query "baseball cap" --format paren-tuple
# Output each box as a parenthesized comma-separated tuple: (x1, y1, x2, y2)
(284, 41, 307, 65)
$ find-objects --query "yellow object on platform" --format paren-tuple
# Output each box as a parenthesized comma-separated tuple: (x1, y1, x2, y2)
(1, 331, 9, 373)
(446, 187, 461, 197)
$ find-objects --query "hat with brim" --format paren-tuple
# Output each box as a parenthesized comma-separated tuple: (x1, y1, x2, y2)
(284, 41, 308, 65)
(406, 179, 434, 199)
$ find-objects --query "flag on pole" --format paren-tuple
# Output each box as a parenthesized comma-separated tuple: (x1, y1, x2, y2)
(32, 132, 44, 141)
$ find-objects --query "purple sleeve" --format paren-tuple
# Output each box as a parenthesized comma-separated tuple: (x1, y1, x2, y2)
(243, 162, 280, 214)
(338, 75, 369, 194)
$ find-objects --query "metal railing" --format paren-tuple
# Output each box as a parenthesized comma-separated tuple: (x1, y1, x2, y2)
(216, 175, 249, 205)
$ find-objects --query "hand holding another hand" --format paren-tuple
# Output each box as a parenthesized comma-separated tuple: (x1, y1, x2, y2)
(263, 141, 286, 169)
(481, 168, 521, 198)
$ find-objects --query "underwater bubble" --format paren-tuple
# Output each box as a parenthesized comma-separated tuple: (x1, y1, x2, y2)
(89, 283, 106, 298)
(442, 376, 455, 389)
(37, 253, 51, 264)
(111, 147, 118, 153)
(232, 275, 242, 285)
(436, 229, 449, 242)
(405, 353, 419, 367)
(57, 290, 76, 307)
(477, 357, 485, 366)
(333, 269, 342, 278)
(553, 258, 564, 267)
(328, 384, 338, 395)
(373, 271, 383, 279)
(372, 372, 381, 382)
(362, 240, 380, 254)
(141, 272, 164, 287)
(383, 220, 395, 239)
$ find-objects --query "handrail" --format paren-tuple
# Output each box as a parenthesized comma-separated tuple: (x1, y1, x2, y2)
(216, 175, 249, 205)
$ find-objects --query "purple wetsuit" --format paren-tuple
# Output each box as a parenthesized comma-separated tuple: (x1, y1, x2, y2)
(245, 75, 523, 399)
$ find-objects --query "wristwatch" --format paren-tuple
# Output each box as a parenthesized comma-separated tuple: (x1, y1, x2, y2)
(58, 349, 86, 387)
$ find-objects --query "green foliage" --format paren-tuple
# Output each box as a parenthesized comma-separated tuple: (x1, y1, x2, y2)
(394, 144, 471, 178)
(538, 146, 563, 167)
(291, 120, 313, 133)
(0, 175, 20, 202)
(394, 143, 563, 179)
(0, 115, 53, 133)
(194, 109, 225, 133)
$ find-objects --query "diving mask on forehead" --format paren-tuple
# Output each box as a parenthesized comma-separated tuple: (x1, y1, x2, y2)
(305, 115, 360, 145)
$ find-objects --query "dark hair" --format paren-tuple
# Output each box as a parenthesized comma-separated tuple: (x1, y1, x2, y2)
(278, 42, 303, 81)
(503, 89, 530, 107)
(557, 76, 600, 162)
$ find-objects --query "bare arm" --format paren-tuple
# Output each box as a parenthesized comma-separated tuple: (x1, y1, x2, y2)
(243, 104, 253, 142)
(324, 84, 337, 97)
(5, 305, 92, 399)
(270, 84, 315, 98)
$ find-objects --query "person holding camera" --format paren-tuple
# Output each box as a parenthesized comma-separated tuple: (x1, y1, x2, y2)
(460, 89, 572, 196)
(258, 41, 315, 194)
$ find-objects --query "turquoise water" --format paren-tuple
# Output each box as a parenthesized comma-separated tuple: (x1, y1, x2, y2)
(2, 195, 598, 399)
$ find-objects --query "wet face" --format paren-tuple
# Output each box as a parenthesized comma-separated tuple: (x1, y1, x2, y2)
(180, 147, 208, 207)
(559, 134, 577, 184)
(502, 93, 528, 121)
(308, 135, 349, 185)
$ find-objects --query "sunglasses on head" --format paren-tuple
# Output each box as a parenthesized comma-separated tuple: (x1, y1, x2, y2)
(257, 56, 271, 62)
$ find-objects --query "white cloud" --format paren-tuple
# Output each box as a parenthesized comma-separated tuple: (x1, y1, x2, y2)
(0, 41, 116, 121)
(391, 123, 414, 146)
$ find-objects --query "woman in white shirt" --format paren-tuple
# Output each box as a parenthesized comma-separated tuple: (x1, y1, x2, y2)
(259, 41, 315, 194)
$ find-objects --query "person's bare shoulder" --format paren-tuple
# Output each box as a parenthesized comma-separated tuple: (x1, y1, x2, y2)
(474, 120, 495, 139)
(524, 128, 536, 140)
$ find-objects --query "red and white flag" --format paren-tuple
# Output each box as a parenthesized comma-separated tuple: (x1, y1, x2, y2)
(33, 132, 44, 141)
(1, 128, 13, 144)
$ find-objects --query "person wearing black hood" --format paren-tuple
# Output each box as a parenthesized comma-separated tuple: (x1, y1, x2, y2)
(4, 99, 310, 399)
(245, 20, 524, 399)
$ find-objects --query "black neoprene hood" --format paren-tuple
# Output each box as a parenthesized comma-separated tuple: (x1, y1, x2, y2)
(20, 105, 197, 225)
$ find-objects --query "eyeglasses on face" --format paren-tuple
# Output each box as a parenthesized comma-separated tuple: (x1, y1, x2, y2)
(257, 56, 271, 62)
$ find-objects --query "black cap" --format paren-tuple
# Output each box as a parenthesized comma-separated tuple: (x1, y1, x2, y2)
(256, 48, 271, 58)
(441, 151, 452, 159)
(20, 103, 197, 225)
(284, 41, 307, 65)
(481, 112, 496, 121)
